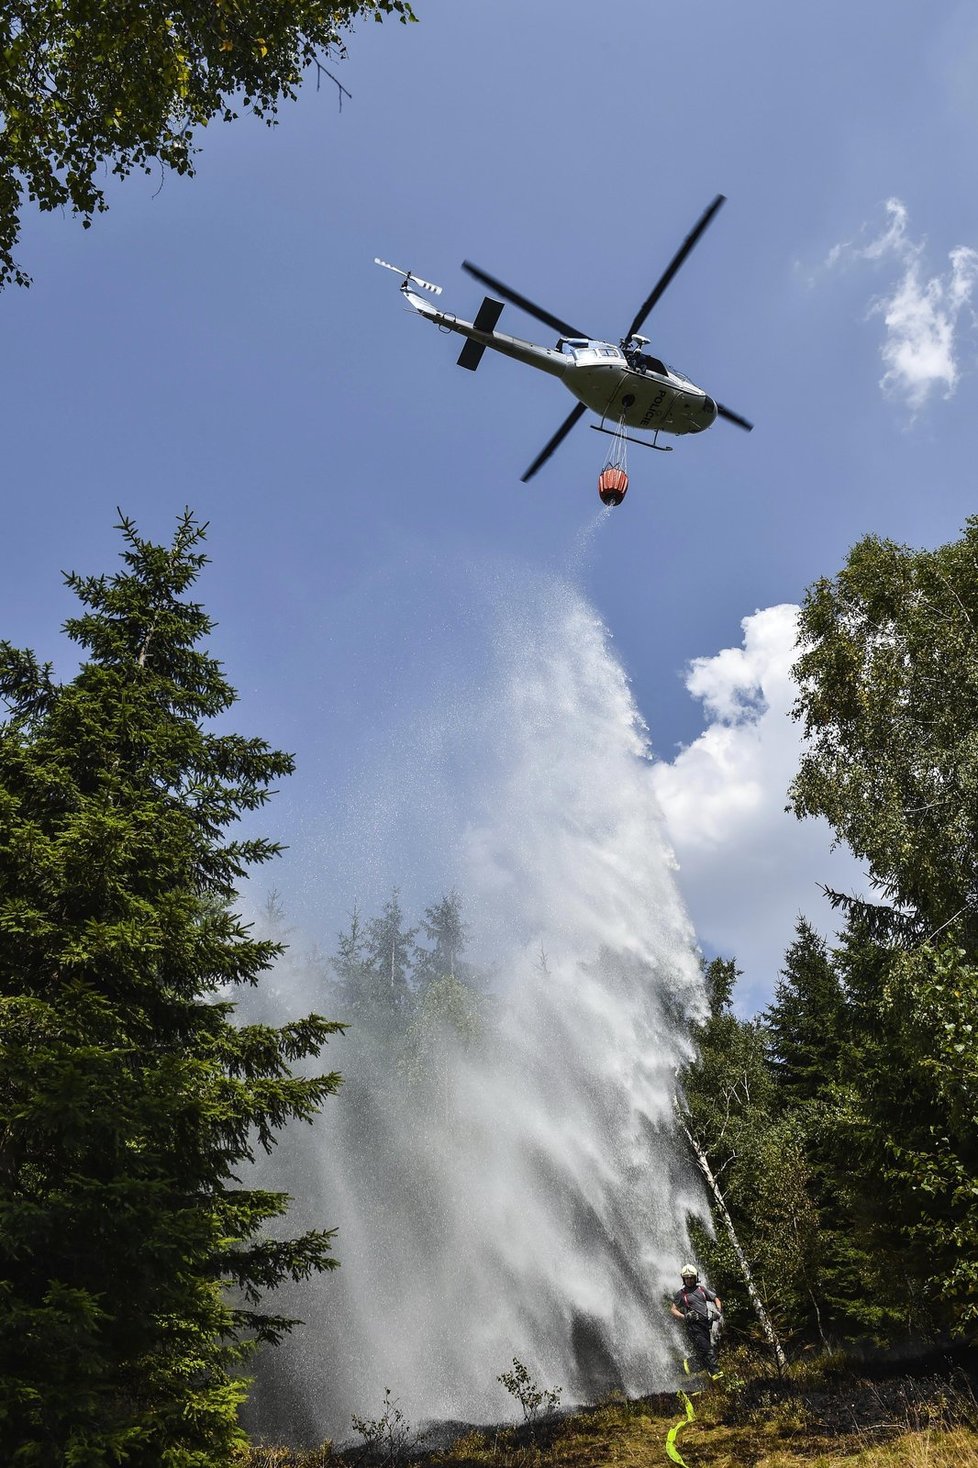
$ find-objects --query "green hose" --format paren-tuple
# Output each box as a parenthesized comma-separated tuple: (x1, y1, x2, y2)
(665, 1356, 718, 1467)
(665, 1386, 697, 1466)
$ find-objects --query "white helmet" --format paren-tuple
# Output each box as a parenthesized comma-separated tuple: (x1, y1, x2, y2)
(680, 1263, 698, 1278)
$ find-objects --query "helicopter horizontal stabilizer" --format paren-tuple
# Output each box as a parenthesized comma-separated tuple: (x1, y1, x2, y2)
(457, 340, 487, 371)
(457, 296, 505, 371)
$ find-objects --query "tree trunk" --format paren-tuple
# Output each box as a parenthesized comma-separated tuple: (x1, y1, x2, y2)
(678, 1115, 788, 1374)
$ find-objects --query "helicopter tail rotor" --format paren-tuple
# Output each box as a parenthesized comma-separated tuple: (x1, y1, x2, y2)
(374, 258, 443, 295)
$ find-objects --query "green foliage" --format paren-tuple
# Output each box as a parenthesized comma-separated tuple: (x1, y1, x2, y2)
(761, 921, 869, 1342)
(682, 961, 775, 1164)
(704, 955, 738, 1018)
(496, 1358, 562, 1424)
(786, 519, 978, 1343)
(894, 945, 978, 1315)
(681, 955, 832, 1350)
(764, 921, 844, 1108)
(687, 926, 978, 1350)
(0, 0, 415, 286)
(328, 887, 485, 1086)
(400, 971, 483, 1095)
(828, 936, 978, 1333)
(791, 517, 978, 947)
(0, 512, 344, 1464)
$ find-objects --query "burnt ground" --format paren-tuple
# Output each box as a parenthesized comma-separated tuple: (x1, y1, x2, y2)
(330, 1346, 978, 1466)
(717, 1345, 978, 1441)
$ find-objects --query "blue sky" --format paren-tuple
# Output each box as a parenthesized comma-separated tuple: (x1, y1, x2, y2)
(3, 0, 978, 1001)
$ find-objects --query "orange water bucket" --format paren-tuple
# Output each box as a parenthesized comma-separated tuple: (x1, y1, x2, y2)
(598, 466, 628, 506)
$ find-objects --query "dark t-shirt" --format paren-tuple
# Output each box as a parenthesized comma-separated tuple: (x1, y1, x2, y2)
(673, 1284, 718, 1321)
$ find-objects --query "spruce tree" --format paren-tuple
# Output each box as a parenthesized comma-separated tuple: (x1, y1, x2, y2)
(822, 927, 978, 1338)
(765, 919, 844, 1108)
(331, 903, 371, 1019)
(414, 890, 471, 991)
(362, 888, 416, 1039)
(0, 513, 343, 1465)
(763, 921, 870, 1341)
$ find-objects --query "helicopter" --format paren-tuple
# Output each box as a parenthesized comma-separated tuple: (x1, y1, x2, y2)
(375, 194, 752, 504)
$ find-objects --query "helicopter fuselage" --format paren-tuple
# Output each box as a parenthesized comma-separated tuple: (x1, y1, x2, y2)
(556, 338, 718, 436)
(403, 287, 717, 437)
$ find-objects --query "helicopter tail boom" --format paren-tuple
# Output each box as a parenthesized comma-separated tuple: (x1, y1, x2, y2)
(403, 287, 566, 378)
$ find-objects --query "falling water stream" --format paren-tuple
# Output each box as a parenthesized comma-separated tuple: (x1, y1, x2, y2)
(247, 563, 707, 1444)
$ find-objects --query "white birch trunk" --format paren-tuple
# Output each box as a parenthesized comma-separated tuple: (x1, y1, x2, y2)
(678, 1115, 788, 1374)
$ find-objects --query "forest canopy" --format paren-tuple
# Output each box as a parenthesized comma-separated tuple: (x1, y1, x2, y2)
(0, 0, 416, 285)
(3, 508, 977, 1460)
(680, 517, 978, 1360)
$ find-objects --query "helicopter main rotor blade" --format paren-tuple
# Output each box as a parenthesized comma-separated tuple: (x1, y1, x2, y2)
(716, 402, 754, 432)
(521, 402, 588, 483)
(624, 194, 726, 341)
(462, 261, 588, 341)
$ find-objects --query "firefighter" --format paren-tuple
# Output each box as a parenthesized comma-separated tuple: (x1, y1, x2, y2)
(670, 1264, 723, 1374)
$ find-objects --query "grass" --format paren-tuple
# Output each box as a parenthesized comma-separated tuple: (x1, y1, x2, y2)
(239, 1353, 978, 1468)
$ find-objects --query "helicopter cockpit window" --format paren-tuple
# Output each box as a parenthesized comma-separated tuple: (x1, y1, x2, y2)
(560, 340, 623, 365)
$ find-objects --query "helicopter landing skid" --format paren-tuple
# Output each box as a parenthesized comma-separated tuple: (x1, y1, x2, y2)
(590, 425, 673, 452)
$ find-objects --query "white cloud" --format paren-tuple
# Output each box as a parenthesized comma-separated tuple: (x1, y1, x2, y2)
(651, 605, 867, 1006)
(875, 244, 978, 410)
(825, 197, 978, 414)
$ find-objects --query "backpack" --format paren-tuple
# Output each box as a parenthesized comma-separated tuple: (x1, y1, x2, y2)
(681, 1286, 710, 1320)
(682, 1286, 722, 1327)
